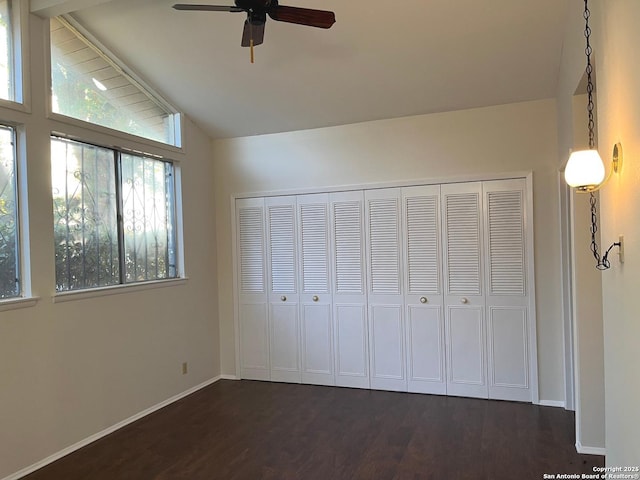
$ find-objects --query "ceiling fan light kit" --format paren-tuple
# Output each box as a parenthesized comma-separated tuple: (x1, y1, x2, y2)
(173, 0, 336, 62)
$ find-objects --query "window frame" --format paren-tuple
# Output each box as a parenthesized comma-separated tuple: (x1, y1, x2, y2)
(0, 121, 36, 309)
(0, 0, 30, 111)
(0, 124, 19, 297)
(51, 135, 185, 297)
(47, 15, 183, 151)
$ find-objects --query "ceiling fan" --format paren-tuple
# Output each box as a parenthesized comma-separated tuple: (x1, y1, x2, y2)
(173, 1, 336, 58)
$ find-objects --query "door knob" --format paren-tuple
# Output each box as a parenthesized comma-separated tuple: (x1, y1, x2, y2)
(280, 295, 287, 302)
(312, 295, 319, 302)
(420, 297, 427, 304)
(461, 297, 468, 304)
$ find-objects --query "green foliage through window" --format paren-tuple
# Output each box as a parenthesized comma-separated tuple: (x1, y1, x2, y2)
(0, 125, 18, 298)
(52, 137, 178, 291)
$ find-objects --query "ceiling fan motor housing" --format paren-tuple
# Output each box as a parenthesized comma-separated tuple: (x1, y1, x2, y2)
(248, 11, 266, 24)
(236, 0, 272, 24)
(235, 0, 274, 11)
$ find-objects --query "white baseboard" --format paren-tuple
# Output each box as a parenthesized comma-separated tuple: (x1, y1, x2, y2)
(538, 399, 566, 408)
(220, 374, 239, 380)
(576, 442, 606, 456)
(3, 376, 223, 480)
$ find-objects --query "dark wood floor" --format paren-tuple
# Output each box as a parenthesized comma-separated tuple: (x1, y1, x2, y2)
(24, 380, 604, 480)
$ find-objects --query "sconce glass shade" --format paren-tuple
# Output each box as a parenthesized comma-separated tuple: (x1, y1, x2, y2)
(564, 149, 606, 191)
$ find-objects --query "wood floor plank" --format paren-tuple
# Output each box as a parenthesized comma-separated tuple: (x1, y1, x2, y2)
(23, 380, 604, 480)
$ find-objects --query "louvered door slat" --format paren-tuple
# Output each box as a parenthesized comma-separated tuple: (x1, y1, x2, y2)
(368, 198, 401, 294)
(333, 201, 364, 294)
(238, 206, 265, 293)
(487, 191, 525, 296)
(445, 193, 481, 295)
(406, 195, 440, 294)
(268, 204, 296, 293)
(300, 203, 329, 293)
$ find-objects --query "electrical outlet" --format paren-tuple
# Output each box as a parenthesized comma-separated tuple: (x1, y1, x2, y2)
(182, 362, 188, 375)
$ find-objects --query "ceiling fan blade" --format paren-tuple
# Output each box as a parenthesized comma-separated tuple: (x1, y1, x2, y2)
(172, 4, 244, 12)
(267, 5, 335, 29)
(241, 19, 265, 47)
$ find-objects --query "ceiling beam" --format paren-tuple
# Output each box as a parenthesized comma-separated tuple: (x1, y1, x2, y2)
(31, 0, 114, 18)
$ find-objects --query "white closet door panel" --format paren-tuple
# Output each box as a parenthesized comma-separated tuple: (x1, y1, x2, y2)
(266, 196, 300, 383)
(365, 188, 406, 392)
(239, 303, 270, 381)
(330, 191, 369, 389)
(445, 306, 488, 398)
(334, 304, 369, 388)
(402, 185, 445, 395)
(407, 305, 446, 394)
(236, 198, 269, 381)
(298, 193, 334, 386)
(441, 182, 486, 399)
(487, 307, 530, 401)
(483, 178, 531, 402)
(270, 303, 300, 383)
(370, 304, 405, 391)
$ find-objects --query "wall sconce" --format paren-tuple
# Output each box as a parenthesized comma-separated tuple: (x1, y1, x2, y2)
(565, 144, 621, 193)
(563, 0, 623, 270)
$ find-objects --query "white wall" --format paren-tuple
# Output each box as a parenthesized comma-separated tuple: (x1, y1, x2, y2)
(594, 0, 640, 465)
(570, 94, 606, 452)
(0, 12, 220, 480)
(558, 0, 640, 464)
(570, 185, 606, 452)
(213, 98, 566, 404)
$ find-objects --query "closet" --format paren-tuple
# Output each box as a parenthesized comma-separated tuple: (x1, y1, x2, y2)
(235, 177, 534, 402)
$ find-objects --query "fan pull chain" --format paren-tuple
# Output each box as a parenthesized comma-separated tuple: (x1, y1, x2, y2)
(249, 20, 255, 64)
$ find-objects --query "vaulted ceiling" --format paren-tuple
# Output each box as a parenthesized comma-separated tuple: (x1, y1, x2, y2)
(34, 0, 571, 139)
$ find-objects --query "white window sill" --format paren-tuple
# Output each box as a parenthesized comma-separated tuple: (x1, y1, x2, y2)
(52, 277, 189, 304)
(0, 296, 40, 312)
(0, 97, 31, 115)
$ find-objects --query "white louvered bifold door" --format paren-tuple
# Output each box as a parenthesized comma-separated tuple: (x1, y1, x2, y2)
(441, 182, 488, 399)
(297, 193, 335, 386)
(365, 188, 407, 392)
(483, 179, 531, 402)
(266, 196, 301, 383)
(236, 197, 270, 381)
(402, 185, 446, 395)
(330, 191, 370, 389)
